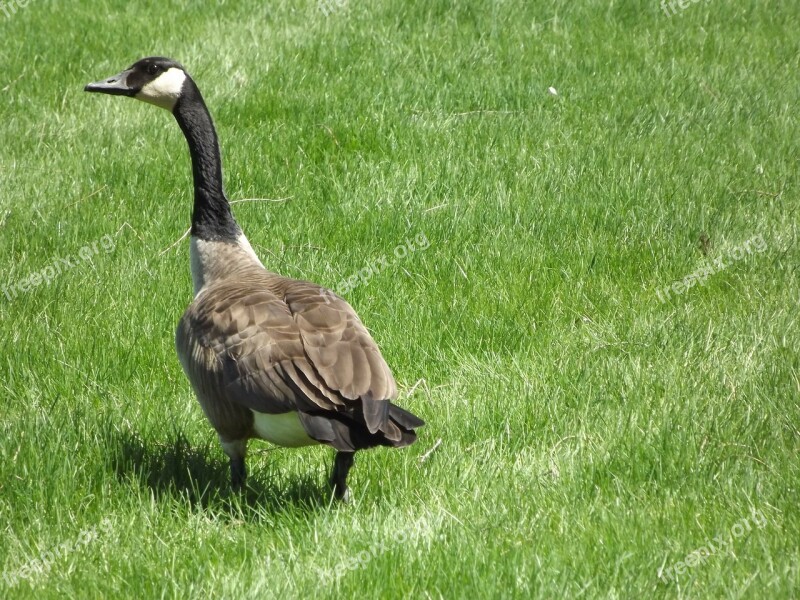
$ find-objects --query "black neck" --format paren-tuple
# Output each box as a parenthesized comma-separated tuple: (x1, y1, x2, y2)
(172, 79, 240, 242)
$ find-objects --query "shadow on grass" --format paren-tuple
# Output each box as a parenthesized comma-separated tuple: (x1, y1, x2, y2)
(107, 428, 333, 519)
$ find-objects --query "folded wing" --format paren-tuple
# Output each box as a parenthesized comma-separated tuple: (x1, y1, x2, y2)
(176, 268, 417, 451)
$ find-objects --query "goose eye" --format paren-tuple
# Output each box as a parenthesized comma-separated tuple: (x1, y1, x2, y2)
(147, 64, 159, 76)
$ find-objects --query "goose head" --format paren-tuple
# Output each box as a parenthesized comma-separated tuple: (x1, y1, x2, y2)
(85, 57, 188, 111)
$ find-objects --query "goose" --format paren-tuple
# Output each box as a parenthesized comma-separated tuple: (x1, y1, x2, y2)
(85, 57, 424, 501)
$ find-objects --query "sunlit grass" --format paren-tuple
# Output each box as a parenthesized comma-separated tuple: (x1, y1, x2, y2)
(0, 0, 798, 598)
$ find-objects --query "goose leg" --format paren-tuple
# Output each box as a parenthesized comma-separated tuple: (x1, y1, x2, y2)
(330, 451, 355, 502)
(230, 457, 247, 491)
(221, 439, 248, 491)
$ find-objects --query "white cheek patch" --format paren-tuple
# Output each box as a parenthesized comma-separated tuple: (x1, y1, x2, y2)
(136, 67, 187, 110)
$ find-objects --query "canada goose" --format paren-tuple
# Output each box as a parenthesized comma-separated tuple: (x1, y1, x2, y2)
(85, 57, 424, 500)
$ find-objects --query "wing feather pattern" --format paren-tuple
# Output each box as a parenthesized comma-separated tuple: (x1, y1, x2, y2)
(175, 265, 420, 450)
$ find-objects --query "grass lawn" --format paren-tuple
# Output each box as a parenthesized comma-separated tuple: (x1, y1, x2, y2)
(1, 0, 798, 597)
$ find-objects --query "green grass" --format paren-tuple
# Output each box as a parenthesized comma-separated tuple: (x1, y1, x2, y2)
(1, 0, 798, 597)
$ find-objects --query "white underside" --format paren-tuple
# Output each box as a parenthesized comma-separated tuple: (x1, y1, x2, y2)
(252, 411, 317, 447)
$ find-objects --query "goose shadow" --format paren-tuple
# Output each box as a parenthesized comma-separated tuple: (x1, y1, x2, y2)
(107, 428, 333, 517)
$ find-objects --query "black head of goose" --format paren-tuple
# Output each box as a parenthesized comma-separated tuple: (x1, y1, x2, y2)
(85, 57, 424, 500)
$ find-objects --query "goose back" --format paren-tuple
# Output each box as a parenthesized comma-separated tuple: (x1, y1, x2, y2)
(175, 264, 407, 451)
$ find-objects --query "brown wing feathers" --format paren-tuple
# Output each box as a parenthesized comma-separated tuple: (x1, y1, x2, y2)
(178, 267, 421, 448)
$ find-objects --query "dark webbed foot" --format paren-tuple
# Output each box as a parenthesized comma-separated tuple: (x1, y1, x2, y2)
(330, 451, 355, 502)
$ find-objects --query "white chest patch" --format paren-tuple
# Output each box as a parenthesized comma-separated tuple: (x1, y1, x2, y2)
(252, 411, 318, 448)
(236, 233, 264, 267)
(189, 236, 213, 296)
(189, 234, 265, 297)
